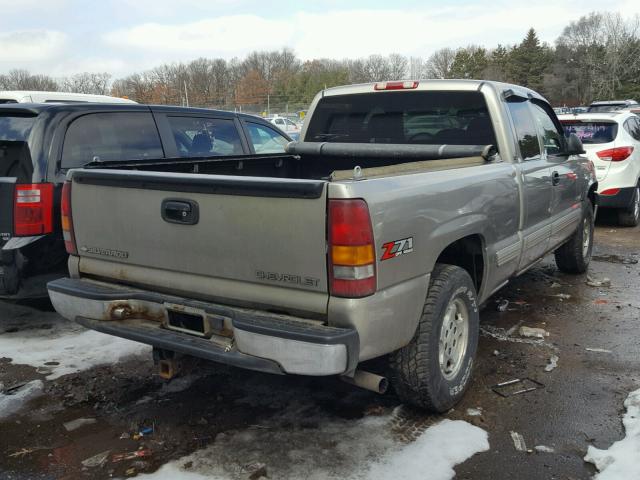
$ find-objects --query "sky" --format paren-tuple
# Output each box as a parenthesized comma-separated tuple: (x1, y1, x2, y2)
(1, 0, 639, 79)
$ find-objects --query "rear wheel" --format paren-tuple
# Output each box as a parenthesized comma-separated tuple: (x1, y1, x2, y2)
(617, 185, 640, 227)
(554, 200, 594, 274)
(390, 264, 479, 412)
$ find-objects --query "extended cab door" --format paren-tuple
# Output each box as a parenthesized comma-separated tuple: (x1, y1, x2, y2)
(505, 98, 552, 271)
(529, 101, 581, 248)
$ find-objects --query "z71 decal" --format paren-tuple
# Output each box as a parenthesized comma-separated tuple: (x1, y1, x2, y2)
(381, 237, 414, 261)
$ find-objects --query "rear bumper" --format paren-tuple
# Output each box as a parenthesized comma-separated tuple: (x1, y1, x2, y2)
(48, 277, 359, 376)
(598, 186, 636, 209)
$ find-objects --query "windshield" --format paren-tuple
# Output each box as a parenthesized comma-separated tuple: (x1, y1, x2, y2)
(561, 121, 618, 144)
(305, 91, 496, 147)
(0, 114, 36, 141)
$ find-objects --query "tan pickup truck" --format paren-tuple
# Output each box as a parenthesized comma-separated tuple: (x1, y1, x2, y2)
(48, 80, 597, 411)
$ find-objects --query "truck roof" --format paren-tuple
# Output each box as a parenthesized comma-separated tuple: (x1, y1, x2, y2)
(321, 79, 548, 103)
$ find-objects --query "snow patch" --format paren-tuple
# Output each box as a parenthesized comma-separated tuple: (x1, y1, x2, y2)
(0, 304, 150, 379)
(0, 380, 44, 419)
(136, 410, 488, 480)
(585, 387, 640, 480)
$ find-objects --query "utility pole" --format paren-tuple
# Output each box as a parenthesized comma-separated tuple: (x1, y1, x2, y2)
(184, 81, 189, 107)
(267, 93, 270, 116)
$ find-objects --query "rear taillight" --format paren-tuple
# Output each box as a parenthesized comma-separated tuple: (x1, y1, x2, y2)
(600, 188, 621, 196)
(61, 181, 77, 255)
(374, 81, 419, 91)
(328, 199, 376, 298)
(14, 183, 54, 236)
(596, 146, 634, 162)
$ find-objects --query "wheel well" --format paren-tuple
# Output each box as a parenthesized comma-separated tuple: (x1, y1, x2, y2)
(588, 183, 599, 210)
(435, 235, 485, 293)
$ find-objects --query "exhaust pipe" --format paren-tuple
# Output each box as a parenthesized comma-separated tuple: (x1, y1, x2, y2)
(341, 370, 388, 394)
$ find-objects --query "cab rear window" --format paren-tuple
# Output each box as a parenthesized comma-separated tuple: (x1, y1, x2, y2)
(0, 114, 36, 141)
(305, 91, 497, 147)
(561, 121, 618, 144)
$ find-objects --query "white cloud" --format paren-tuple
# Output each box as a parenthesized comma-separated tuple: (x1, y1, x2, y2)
(104, 15, 295, 57)
(0, 30, 68, 63)
(100, 2, 625, 64)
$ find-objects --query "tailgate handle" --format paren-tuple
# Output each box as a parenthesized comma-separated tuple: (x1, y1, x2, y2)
(161, 199, 199, 225)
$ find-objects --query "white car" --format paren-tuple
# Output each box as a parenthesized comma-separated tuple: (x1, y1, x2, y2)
(0, 90, 136, 104)
(560, 112, 640, 226)
(269, 116, 301, 135)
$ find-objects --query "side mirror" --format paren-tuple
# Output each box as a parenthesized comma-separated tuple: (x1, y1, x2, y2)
(565, 133, 585, 155)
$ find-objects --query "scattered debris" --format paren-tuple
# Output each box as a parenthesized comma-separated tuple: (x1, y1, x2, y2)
(586, 348, 612, 354)
(493, 350, 500, 356)
(63, 417, 97, 432)
(593, 299, 609, 305)
(534, 445, 555, 453)
(510, 431, 528, 452)
(550, 293, 571, 300)
(497, 299, 509, 312)
(492, 378, 544, 397)
(586, 276, 611, 288)
(112, 449, 152, 463)
(550, 282, 561, 288)
(133, 425, 155, 440)
(8, 448, 36, 458)
(466, 408, 483, 417)
(518, 326, 549, 339)
(545, 355, 559, 372)
(125, 467, 137, 476)
(592, 254, 638, 265)
(81, 450, 111, 468)
(480, 325, 556, 349)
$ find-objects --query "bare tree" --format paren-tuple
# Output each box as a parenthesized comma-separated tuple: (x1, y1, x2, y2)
(424, 48, 456, 79)
(0, 69, 58, 91)
(59, 72, 111, 95)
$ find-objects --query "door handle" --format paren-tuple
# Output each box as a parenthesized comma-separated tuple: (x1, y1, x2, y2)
(161, 199, 199, 225)
(551, 171, 560, 186)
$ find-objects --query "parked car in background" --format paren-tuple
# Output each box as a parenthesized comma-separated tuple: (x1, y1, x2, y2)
(560, 111, 640, 226)
(0, 90, 136, 104)
(587, 99, 639, 113)
(49, 79, 595, 412)
(0, 103, 290, 295)
(268, 115, 301, 140)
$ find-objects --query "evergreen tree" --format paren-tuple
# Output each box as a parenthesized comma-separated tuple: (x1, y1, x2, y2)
(508, 28, 553, 92)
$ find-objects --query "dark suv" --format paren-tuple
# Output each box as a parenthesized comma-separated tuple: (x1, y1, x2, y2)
(0, 103, 291, 296)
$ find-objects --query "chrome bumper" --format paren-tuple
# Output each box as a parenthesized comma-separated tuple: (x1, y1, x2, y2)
(48, 277, 358, 376)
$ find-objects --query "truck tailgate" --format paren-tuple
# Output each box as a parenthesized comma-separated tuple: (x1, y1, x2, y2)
(69, 169, 329, 313)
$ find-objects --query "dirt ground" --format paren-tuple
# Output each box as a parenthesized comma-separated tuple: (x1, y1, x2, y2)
(0, 217, 638, 480)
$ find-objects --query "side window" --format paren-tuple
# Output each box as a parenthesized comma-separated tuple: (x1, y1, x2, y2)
(245, 123, 289, 154)
(61, 112, 163, 168)
(530, 102, 564, 155)
(624, 118, 640, 141)
(506, 100, 541, 161)
(167, 116, 243, 158)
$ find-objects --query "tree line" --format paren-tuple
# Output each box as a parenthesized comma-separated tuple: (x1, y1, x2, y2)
(1, 11, 638, 112)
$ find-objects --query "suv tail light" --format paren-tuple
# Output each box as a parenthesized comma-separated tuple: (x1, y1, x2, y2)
(596, 146, 634, 162)
(14, 183, 54, 236)
(328, 199, 376, 298)
(61, 181, 77, 255)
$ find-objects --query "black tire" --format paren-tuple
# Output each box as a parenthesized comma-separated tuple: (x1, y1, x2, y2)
(0, 260, 20, 295)
(390, 264, 479, 412)
(617, 185, 640, 227)
(554, 200, 594, 274)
